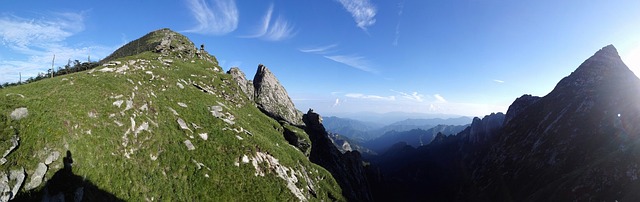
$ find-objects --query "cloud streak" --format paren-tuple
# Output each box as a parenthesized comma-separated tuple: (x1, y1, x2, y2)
(493, 79, 505, 83)
(336, 0, 377, 31)
(185, 0, 239, 35)
(434, 94, 447, 103)
(324, 55, 378, 74)
(392, 90, 424, 102)
(299, 44, 338, 54)
(393, 0, 405, 46)
(244, 4, 295, 41)
(345, 93, 395, 101)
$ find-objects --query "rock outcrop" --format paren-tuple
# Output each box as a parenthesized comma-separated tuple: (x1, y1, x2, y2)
(25, 163, 47, 190)
(466, 112, 505, 144)
(102, 28, 219, 70)
(303, 109, 373, 202)
(504, 94, 541, 125)
(253, 64, 304, 126)
(227, 67, 255, 102)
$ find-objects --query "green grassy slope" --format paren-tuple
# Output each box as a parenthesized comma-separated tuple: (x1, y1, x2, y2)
(0, 29, 343, 201)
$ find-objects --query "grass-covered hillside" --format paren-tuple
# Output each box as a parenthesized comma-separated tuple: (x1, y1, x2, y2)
(0, 29, 343, 201)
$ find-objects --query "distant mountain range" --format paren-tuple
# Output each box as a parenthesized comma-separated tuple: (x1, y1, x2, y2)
(327, 111, 470, 125)
(323, 116, 472, 154)
(324, 116, 472, 141)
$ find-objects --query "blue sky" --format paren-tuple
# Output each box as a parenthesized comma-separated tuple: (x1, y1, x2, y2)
(1, 0, 640, 117)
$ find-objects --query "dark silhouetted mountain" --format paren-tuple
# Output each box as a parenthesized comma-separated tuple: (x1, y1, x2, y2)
(470, 45, 640, 201)
(303, 109, 373, 202)
(368, 45, 640, 201)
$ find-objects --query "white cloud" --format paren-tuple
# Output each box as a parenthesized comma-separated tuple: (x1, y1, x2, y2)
(336, 0, 377, 31)
(0, 13, 83, 50)
(332, 98, 341, 107)
(434, 94, 447, 103)
(0, 12, 113, 83)
(392, 90, 424, 102)
(244, 4, 295, 41)
(299, 44, 338, 54)
(345, 93, 395, 101)
(185, 0, 239, 35)
(493, 79, 505, 83)
(324, 55, 378, 74)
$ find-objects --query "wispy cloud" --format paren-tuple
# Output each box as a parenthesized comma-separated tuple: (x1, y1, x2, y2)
(299, 44, 338, 54)
(336, 0, 377, 31)
(393, 0, 405, 46)
(0, 13, 83, 50)
(493, 79, 505, 83)
(185, 0, 238, 35)
(244, 4, 295, 41)
(392, 90, 424, 102)
(0, 12, 113, 83)
(324, 55, 378, 74)
(345, 93, 395, 101)
(434, 94, 447, 103)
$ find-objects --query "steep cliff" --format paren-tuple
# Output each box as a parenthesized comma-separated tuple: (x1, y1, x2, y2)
(303, 109, 373, 202)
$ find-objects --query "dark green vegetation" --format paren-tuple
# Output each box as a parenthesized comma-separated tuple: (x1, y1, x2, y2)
(0, 29, 344, 201)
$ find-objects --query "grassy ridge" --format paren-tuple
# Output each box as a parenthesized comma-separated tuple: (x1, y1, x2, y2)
(1, 46, 343, 200)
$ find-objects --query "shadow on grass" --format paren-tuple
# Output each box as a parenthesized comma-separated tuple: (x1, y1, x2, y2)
(13, 150, 124, 202)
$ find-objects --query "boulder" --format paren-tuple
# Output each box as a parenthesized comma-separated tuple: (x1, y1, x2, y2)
(184, 140, 195, 151)
(10, 107, 28, 120)
(44, 151, 60, 165)
(25, 163, 47, 190)
(8, 168, 25, 200)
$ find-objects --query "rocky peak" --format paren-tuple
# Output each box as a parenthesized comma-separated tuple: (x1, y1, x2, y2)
(226, 67, 255, 102)
(430, 132, 447, 145)
(472, 45, 640, 200)
(553, 45, 633, 94)
(467, 112, 505, 144)
(504, 94, 541, 125)
(253, 64, 304, 125)
(102, 28, 218, 67)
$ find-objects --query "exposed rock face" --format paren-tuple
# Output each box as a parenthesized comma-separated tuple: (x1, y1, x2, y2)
(227, 67, 255, 102)
(466, 112, 505, 144)
(504, 94, 541, 125)
(1, 135, 19, 165)
(0, 167, 25, 201)
(303, 109, 373, 202)
(253, 64, 304, 126)
(282, 124, 311, 155)
(25, 163, 47, 190)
